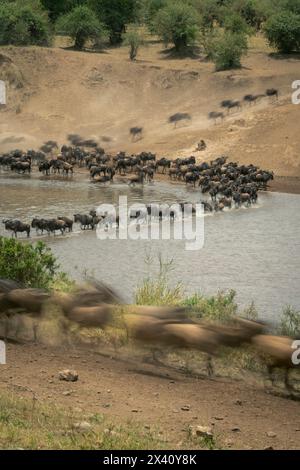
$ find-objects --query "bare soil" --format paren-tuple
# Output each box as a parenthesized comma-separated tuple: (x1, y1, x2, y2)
(1, 341, 299, 450)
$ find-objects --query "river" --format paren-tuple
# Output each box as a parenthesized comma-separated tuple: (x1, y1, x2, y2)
(1, 172, 300, 323)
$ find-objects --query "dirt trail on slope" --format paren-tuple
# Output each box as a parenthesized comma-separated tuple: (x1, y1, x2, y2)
(1, 342, 299, 450)
(0, 42, 300, 177)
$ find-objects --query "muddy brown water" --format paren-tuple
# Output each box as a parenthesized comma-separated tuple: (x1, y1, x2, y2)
(0, 172, 300, 323)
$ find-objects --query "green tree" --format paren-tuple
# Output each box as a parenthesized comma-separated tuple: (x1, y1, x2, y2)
(0, 2, 51, 46)
(88, 0, 138, 45)
(56, 5, 106, 50)
(41, 0, 75, 22)
(123, 27, 144, 60)
(153, 0, 200, 52)
(224, 12, 252, 35)
(264, 11, 300, 53)
(212, 31, 248, 70)
(0, 237, 58, 289)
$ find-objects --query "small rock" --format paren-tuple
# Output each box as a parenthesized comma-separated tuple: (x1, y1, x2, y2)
(59, 369, 78, 382)
(131, 409, 139, 413)
(264, 446, 274, 450)
(73, 421, 92, 433)
(62, 391, 72, 396)
(102, 403, 111, 408)
(266, 431, 277, 438)
(235, 399, 243, 406)
(214, 416, 224, 421)
(144, 425, 151, 430)
(181, 405, 190, 411)
(172, 409, 180, 413)
(231, 427, 241, 432)
(190, 425, 213, 438)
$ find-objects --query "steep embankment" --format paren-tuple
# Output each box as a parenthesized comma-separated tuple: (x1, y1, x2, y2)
(0, 43, 299, 176)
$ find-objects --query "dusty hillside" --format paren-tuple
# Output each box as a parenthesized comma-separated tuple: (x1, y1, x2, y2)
(0, 40, 299, 176)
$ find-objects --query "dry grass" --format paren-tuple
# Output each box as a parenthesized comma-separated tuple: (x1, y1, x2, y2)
(0, 391, 164, 450)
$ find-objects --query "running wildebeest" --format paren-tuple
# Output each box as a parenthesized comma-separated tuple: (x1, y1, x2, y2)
(266, 88, 279, 100)
(130, 127, 143, 142)
(168, 113, 191, 128)
(208, 111, 224, 124)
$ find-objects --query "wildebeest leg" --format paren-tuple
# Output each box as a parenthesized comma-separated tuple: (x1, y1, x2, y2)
(284, 369, 293, 393)
(206, 355, 214, 377)
(32, 321, 39, 343)
(267, 364, 276, 387)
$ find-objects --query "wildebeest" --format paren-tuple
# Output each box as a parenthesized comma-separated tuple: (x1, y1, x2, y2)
(266, 88, 279, 100)
(168, 113, 191, 128)
(208, 111, 224, 124)
(2, 219, 30, 238)
(39, 161, 51, 176)
(130, 127, 143, 142)
(74, 214, 95, 230)
(252, 334, 299, 392)
(58, 217, 73, 232)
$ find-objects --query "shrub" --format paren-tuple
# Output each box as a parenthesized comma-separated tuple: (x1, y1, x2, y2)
(123, 28, 144, 60)
(264, 11, 300, 53)
(56, 5, 107, 50)
(278, 306, 300, 337)
(224, 12, 253, 35)
(88, 0, 139, 45)
(0, 2, 51, 46)
(153, 0, 200, 52)
(0, 237, 59, 289)
(212, 31, 248, 70)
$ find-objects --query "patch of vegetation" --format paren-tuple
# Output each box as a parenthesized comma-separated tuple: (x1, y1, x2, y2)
(264, 11, 300, 53)
(212, 31, 248, 70)
(56, 5, 107, 50)
(0, 391, 163, 449)
(123, 27, 144, 60)
(0, 237, 59, 289)
(153, 0, 200, 52)
(278, 306, 300, 337)
(135, 255, 183, 306)
(0, 1, 52, 46)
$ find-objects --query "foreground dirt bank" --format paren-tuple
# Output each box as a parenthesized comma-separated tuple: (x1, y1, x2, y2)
(1, 342, 299, 450)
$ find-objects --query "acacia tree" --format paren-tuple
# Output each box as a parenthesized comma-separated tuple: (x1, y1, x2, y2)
(0, 1, 51, 46)
(88, 0, 138, 44)
(153, 0, 200, 52)
(264, 11, 300, 53)
(56, 5, 106, 50)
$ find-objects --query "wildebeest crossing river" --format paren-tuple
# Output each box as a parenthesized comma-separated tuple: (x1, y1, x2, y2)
(0, 172, 300, 323)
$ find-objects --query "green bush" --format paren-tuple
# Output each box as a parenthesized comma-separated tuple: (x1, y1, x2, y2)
(0, 237, 59, 289)
(123, 28, 144, 60)
(230, 0, 267, 30)
(153, 0, 200, 52)
(0, 2, 51, 46)
(212, 31, 248, 70)
(224, 12, 253, 35)
(278, 306, 300, 337)
(264, 11, 300, 53)
(56, 5, 107, 50)
(88, 0, 139, 45)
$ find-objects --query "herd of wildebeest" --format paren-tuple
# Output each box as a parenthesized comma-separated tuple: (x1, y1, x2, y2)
(0, 278, 298, 393)
(1, 132, 274, 237)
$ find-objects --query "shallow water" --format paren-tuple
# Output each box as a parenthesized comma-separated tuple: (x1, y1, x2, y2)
(1, 172, 300, 323)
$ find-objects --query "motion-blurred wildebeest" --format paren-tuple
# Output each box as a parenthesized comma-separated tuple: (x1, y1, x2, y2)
(266, 88, 279, 100)
(130, 127, 143, 142)
(208, 111, 224, 124)
(168, 113, 191, 128)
